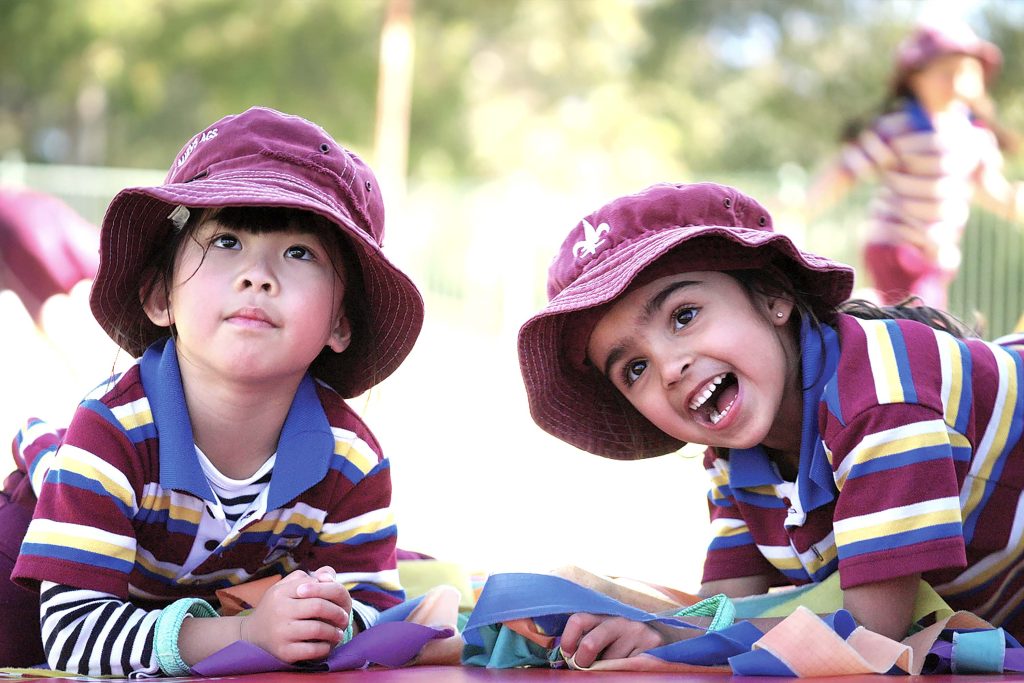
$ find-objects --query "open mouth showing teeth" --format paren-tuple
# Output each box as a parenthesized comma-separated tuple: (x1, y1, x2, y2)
(689, 372, 738, 425)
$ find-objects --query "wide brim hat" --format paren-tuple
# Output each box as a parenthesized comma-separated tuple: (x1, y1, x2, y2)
(517, 182, 854, 459)
(894, 21, 1002, 88)
(91, 107, 424, 398)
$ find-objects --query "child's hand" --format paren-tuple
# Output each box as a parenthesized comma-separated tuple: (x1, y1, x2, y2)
(308, 565, 356, 632)
(559, 613, 663, 668)
(239, 569, 350, 663)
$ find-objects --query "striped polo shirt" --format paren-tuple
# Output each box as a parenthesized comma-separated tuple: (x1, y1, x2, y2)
(703, 313, 1024, 630)
(839, 99, 1004, 271)
(12, 337, 403, 613)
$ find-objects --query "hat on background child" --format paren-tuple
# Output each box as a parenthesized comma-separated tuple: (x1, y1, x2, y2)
(90, 106, 424, 398)
(893, 20, 1002, 88)
(517, 182, 854, 459)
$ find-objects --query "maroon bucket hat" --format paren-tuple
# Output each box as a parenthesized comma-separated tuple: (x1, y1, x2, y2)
(517, 182, 854, 459)
(90, 106, 424, 398)
(894, 21, 1001, 87)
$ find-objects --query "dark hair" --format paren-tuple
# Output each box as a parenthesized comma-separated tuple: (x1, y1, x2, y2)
(837, 297, 979, 339)
(728, 269, 978, 339)
(728, 272, 978, 393)
(729, 267, 823, 327)
(137, 205, 367, 378)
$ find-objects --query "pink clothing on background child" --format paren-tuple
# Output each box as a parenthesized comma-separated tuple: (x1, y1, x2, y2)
(841, 99, 1005, 308)
(807, 20, 1023, 309)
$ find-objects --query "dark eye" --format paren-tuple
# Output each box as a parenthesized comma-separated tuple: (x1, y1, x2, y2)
(623, 359, 648, 386)
(673, 306, 698, 330)
(212, 234, 240, 249)
(285, 245, 313, 260)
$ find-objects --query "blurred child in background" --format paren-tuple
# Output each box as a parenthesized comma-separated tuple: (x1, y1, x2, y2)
(0, 107, 424, 675)
(806, 20, 1024, 309)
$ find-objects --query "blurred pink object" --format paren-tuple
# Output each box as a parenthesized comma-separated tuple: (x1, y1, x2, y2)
(894, 20, 1002, 86)
(0, 188, 99, 322)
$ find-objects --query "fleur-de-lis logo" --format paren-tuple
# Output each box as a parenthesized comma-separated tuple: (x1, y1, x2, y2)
(573, 219, 610, 258)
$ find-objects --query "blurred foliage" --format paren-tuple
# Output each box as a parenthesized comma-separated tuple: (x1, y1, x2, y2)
(1, 0, 1023, 186)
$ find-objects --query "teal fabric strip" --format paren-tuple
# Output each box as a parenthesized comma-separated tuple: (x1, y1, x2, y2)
(461, 624, 551, 668)
(673, 594, 735, 631)
(951, 628, 1005, 674)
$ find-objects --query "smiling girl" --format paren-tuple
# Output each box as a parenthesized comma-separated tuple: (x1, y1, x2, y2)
(518, 181, 1024, 666)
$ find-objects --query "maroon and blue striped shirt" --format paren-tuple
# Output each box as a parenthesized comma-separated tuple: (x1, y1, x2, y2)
(703, 313, 1024, 634)
(13, 337, 403, 610)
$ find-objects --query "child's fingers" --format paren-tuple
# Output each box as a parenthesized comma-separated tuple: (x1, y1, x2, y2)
(291, 596, 350, 629)
(570, 621, 623, 668)
(559, 613, 602, 656)
(596, 622, 660, 661)
(310, 566, 337, 583)
(563, 616, 662, 668)
(296, 579, 352, 612)
(279, 569, 315, 586)
(276, 638, 335, 665)
(289, 615, 346, 645)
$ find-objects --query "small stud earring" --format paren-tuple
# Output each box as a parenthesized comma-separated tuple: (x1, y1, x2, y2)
(776, 311, 784, 318)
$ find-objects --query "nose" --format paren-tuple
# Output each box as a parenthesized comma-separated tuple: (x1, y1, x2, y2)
(236, 254, 278, 294)
(656, 346, 692, 388)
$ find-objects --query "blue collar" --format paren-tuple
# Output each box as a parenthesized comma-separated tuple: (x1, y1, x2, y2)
(903, 97, 974, 132)
(904, 98, 934, 133)
(140, 337, 335, 509)
(724, 317, 841, 511)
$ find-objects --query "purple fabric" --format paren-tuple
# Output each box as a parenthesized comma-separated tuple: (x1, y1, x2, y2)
(191, 621, 453, 676)
(0, 475, 45, 667)
(396, 548, 435, 561)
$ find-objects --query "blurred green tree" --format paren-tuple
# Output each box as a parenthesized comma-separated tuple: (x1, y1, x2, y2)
(1, 0, 1021, 183)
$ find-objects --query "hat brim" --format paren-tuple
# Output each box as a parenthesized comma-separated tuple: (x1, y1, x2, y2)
(91, 171, 424, 398)
(518, 224, 853, 459)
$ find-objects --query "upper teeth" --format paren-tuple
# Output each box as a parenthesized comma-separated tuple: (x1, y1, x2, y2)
(690, 373, 727, 411)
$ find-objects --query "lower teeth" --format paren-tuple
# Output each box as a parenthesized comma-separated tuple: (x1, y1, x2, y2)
(710, 400, 735, 425)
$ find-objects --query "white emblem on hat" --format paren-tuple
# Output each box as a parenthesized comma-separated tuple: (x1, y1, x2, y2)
(573, 219, 610, 258)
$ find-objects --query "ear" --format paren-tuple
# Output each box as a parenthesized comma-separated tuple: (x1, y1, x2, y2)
(768, 296, 795, 326)
(141, 279, 174, 329)
(326, 313, 352, 353)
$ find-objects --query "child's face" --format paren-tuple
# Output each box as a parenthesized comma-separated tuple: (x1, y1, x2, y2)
(586, 271, 802, 452)
(145, 218, 350, 384)
(909, 53, 986, 111)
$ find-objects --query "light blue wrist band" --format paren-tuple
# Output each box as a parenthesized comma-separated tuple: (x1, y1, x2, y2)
(154, 598, 218, 676)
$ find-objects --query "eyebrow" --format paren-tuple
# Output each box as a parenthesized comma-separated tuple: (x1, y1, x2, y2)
(600, 279, 701, 379)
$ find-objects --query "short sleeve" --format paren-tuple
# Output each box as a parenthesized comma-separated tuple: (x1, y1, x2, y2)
(825, 403, 967, 589)
(13, 402, 142, 597)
